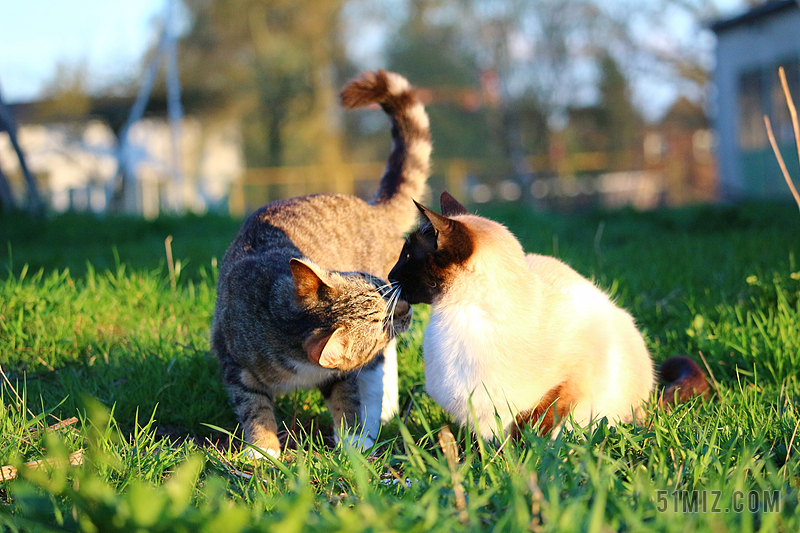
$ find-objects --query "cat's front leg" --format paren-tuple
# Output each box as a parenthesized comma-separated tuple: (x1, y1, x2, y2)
(320, 374, 375, 451)
(353, 344, 397, 449)
(240, 399, 281, 460)
(378, 339, 399, 422)
(227, 369, 282, 460)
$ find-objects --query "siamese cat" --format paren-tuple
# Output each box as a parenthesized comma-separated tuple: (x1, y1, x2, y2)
(389, 191, 708, 438)
(212, 71, 431, 459)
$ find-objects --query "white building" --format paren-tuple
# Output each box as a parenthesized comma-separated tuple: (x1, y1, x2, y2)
(712, 0, 800, 200)
(1, 106, 243, 218)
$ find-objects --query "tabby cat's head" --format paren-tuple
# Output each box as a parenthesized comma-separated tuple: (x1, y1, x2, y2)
(290, 259, 411, 372)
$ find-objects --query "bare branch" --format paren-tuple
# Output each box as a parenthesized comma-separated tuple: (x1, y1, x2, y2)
(778, 67, 800, 191)
(1, 451, 84, 482)
(765, 114, 800, 213)
(438, 426, 468, 524)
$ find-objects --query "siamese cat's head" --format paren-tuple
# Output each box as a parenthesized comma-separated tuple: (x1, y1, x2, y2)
(289, 258, 411, 372)
(388, 191, 476, 305)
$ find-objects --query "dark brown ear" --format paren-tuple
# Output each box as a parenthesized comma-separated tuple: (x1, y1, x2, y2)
(414, 199, 452, 236)
(413, 198, 430, 218)
(413, 199, 470, 253)
(440, 191, 469, 217)
(304, 327, 346, 368)
(289, 258, 330, 299)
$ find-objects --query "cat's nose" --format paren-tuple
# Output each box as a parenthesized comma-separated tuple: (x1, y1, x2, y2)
(394, 299, 410, 317)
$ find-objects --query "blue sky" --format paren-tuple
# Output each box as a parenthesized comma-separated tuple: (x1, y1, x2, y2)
(0, 0, 749, 107)
(0, 0, 166, 102)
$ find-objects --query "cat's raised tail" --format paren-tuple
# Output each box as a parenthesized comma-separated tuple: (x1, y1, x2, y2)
(658, 356, 710, 406)
(340, 70, 431, 222)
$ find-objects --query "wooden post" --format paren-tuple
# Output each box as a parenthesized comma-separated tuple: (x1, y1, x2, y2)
(228, 173, 246, 217)
(0, 163, 16, 211)
(0, 89, 43, 214)
(446, 160, 468, 197)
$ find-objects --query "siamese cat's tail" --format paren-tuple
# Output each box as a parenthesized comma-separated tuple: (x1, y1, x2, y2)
(341, 70, 431, 228)
(658, 356, 710, 406)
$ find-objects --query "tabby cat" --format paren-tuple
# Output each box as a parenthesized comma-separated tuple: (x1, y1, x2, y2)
(212, 71, 431, 459)
(388, 191, 708, 438)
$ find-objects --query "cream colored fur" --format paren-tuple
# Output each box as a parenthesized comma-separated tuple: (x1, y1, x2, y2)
(423, 215, 655, 438)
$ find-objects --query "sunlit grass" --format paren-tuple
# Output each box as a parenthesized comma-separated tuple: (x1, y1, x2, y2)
(1, 203, 799, 531)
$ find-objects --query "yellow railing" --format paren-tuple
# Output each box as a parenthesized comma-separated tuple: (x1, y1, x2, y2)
(227, 149, 709, 215)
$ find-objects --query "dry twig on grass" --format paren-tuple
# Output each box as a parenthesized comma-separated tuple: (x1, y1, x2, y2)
(165, 235, 177, 290)
(438, 426, 468, 524)
(0, 451, 84, 482)
(20, 417, 80, 446)
(764, 66, 800, 212)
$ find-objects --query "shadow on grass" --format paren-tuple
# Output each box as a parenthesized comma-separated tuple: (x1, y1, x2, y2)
(1, 341, 437, 455)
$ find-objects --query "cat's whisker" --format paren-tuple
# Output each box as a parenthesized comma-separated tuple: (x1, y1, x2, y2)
(374, 280, 395, 294)
(387, 285, 404, 332)
(383, 292, 394, 329)
(383, 285, 400, 327)
(379, 285, 396, 328)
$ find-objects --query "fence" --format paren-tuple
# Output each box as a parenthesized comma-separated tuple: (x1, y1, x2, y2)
(229, 147, 717, 216)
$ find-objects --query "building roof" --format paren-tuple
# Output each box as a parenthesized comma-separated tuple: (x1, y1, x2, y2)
(7, 90, 214, 131)
(711, 0, 798, 33)
(659, 97, 708, 130)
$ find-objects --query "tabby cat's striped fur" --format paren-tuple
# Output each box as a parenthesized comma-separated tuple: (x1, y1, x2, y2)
(211, 71, 431, 458)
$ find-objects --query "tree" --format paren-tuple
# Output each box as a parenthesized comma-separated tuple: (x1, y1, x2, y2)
(382, 0, 504, 160)
(598, 54, 643, 169)
(36, 61, 92, 121)
(178, 0, 730, 182)
(179, 0, 350, 168)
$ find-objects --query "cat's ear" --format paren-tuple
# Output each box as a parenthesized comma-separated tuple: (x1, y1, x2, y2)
(414, 199, 467, 245)
(304, 327, 346, 368)
(440, 191, 469, 217)
(414, 199, 450, 234)
(289, 258, 331, 300)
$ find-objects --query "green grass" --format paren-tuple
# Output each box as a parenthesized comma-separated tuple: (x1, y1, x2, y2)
(1, 202, 799, 531)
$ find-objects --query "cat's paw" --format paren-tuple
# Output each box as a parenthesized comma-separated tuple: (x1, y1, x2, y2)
(244, 445, 281, 462)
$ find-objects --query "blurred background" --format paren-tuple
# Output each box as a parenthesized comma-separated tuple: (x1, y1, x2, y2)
(0, 0, 798, 218)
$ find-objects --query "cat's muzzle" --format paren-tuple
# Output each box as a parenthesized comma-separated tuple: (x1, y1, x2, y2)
(388, 299, 412, 336)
